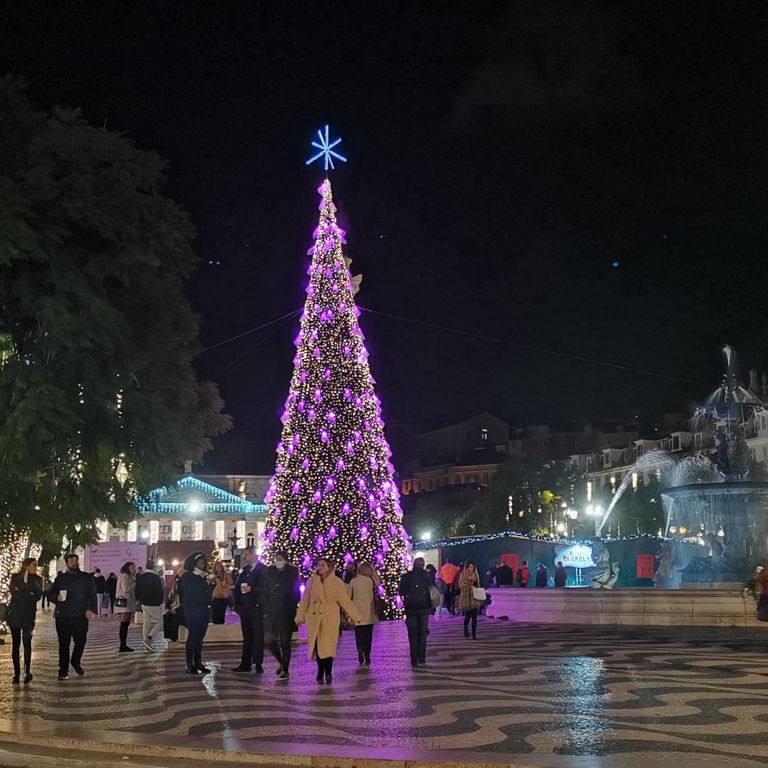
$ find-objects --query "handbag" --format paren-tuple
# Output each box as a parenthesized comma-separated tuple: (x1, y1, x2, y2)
(370, 576, 386, 618)
(114, 596, 128, 608)
(472, 586, 487, 603)
(429, 586, 441, 609)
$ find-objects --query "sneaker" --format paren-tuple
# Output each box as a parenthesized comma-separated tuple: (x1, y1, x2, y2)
(277, 669, 289, 680)
(58, 673, 69, 681)
(72, 665, 85, 676)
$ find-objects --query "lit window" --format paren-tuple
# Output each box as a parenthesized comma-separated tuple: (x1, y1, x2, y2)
(481, 428, 488, 441)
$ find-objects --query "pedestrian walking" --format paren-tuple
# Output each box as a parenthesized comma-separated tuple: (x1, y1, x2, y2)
(178, 552, 212, 674)
(348, 562, 380, 666)
(209, 561, 234, 625)
(40, 575, 52, 612)
(106, 572, 117, 613)
(116, 562, 138, 652)
(458, 560, 483, 639)
(554, 561, 567, 588)
(49, 553, 97, 680)
(399, 556, 433, 667)
(135, 560, 165, 651)
(92, 569, 108, 616)
(7, 557, 43, 685)
(296, 558, 362, 684)
(439, 559, 460, 615)
(535, 563, 548, 587)
(232, 549, 266, 673)
(262, 551, 300, 680)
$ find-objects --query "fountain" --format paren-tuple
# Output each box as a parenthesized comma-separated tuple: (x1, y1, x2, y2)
(660, 346, 768, 583)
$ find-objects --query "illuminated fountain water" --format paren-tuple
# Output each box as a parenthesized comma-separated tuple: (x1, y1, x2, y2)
(660, 346, 768, 582)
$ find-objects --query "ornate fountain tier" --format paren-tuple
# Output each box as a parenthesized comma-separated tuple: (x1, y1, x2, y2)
(659, 346, 768, 582)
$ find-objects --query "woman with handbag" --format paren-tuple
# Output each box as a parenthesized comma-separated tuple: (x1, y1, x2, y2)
(115, 561, 138, 652)
(208, 561, 234, 624)
(7, 557, 43, 684)
(348, 562, 381, 666)
(458, 560, 484, 639)
(296, 558, 362, 684)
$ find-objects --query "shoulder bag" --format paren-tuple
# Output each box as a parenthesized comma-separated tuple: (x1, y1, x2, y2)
(472, 586, 487, 603)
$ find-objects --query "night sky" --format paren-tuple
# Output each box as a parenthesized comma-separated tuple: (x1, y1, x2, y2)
(3, 2, 768, 471)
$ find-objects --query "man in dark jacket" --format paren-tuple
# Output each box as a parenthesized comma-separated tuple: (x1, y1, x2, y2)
(92, 569, 107, 615)
(106, 572, 117, 613)
(135, 560, 166, 652)
(49, 554, 98, 680)
(232, 548, 266, 673)
(494, 562, 515, 587)
(554, 561, 568, 588)
(399, 557, 432, 667)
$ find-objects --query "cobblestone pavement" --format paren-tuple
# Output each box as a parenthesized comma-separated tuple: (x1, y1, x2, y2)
(1, 611, 767, 765)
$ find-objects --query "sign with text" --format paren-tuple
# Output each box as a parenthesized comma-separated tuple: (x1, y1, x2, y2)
(553, 544, 595, 569)
(83, 542, 148, 577)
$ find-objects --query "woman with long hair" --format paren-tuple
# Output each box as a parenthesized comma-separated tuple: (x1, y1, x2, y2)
(296, 558, 362, 684)
(348, 562, 380, 666)
(116, 561, 137, 652)
(209, 561, 234, 624)
(7, 557, 43, 684)
(457, 559, 483, 639)
(178, 552, 212, 674)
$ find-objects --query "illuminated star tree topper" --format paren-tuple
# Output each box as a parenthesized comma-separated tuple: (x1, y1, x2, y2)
(305, 124, 347, 172)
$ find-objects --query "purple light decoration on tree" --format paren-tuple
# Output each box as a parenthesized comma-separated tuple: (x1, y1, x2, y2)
(264, 175, 408, 617)
(344, 551, 354, 564)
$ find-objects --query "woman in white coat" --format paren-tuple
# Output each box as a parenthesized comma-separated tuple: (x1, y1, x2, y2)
(296, 558, 362, 684)
(348, 562, 380, 666)
(115, 561, 138, 652)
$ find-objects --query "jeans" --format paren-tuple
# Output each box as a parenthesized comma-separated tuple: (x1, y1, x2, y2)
(56, 616, 88, 674)
(442, 586, 455, 614)
(354, 624, 374, 662)
(185, 607, 210, 669)
(239, 606, 264, 667)
(211, 597, 229, 624)
(142, 605, 163, 644)
(10, 627, 32, 676)
(405, 609, 430, 663)
(463, 609, 478, 637)
(269, 635, 292, 672)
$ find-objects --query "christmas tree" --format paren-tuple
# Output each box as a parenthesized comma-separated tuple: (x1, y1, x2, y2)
(264, 142, 409, 616)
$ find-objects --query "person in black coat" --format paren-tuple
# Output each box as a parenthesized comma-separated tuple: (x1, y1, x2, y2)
(534, 563, 549, 588)
(7, 557, 43, 685)
(262, 551, 300, 680)
(399, 557, 433, 667)
(231, 549, 267, 673)
(554, 561, 568, 588)
(49, 553, 98, 680)
(178, 551, 211, 674)
(105, 572, 117, 613)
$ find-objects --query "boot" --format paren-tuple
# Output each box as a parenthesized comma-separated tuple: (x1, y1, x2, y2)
(23, 667, 32, 685)
(119, 621, 134, 652)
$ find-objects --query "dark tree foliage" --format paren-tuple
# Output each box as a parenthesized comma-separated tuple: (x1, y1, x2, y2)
(0, 77, 230, 553)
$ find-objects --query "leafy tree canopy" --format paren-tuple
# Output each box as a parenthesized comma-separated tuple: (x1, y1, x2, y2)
(0, 77, 230, 555)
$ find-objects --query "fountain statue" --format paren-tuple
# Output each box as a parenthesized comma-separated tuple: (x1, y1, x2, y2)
(660, 345, 768, 583)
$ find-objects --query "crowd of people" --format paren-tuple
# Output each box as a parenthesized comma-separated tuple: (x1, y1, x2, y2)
(4, 550, 494, 685)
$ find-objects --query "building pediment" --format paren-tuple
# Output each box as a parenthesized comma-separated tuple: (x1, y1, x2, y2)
(135, 476, 262, 517)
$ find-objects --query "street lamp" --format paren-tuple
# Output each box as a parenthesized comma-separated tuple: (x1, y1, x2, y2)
(422, 530, 432, 542)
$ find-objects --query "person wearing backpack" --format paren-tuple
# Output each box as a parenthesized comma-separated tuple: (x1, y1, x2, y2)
(398, 557, 432, 667)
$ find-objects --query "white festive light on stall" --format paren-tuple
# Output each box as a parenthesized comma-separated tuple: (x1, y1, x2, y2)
(216, 520, 225, 543)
